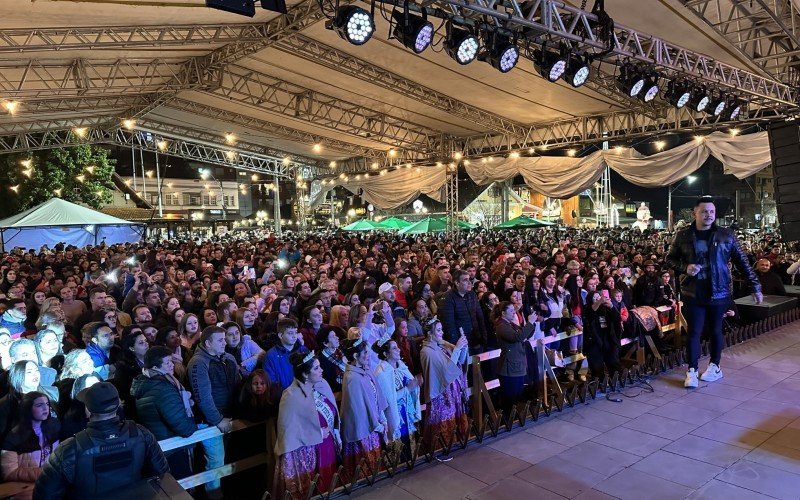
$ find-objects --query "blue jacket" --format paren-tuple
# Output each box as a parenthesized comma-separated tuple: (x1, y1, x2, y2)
(0, 313, 25, 338)
(263, 342, 308, 391)
(85, 342, 111, 380)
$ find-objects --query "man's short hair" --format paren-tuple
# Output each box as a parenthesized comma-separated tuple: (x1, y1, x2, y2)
(199, 325, 224, 347)
(277, 318, 298, 334)
(694, 195, 715, 207)
(88, 322, 110, 339)
(88, 286, 107, 299)
(144, 345, 173, 369)
(132, 303, 149, 317)
(8, 338, 35, 359)
(452, 269, 469, 283)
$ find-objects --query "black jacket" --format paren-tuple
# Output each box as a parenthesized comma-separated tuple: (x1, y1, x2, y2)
(33, 417, 168, 500)
(131, 373, 197, 441)
(438, 289, 487, 347)
(666, 224, 760, 302)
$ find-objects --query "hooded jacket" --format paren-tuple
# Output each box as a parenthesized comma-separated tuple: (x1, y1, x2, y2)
(130, 373, 197, 441)
(187, 346, 241, 426)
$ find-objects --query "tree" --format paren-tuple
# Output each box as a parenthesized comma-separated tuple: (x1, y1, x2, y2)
(0, 145, 116, 218)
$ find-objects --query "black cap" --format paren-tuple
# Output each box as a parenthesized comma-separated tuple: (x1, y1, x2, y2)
(77, 382, 120, 414)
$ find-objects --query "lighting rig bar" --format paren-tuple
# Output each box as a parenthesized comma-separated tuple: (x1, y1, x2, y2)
(457, 104, 779, 155)
(0, 123, 322, 179)
(382, 0, 796, 108)
(0, 23, 275, 53)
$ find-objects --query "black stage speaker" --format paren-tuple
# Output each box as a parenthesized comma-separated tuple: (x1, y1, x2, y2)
(768, 121, 800, 241)
(206, 0, 255, 17)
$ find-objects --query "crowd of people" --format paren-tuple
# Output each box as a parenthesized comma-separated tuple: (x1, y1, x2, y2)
(0, 214, 794, 498)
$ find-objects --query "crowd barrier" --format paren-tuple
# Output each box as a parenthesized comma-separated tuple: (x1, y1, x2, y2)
(154, 306, 800, 499)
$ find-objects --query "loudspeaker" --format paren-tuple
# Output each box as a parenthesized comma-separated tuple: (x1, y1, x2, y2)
(768, 121, 800, 241)
(206, 0, 255, 17)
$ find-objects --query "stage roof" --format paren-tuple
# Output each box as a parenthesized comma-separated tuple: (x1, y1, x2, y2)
(0, 0, 796, 176)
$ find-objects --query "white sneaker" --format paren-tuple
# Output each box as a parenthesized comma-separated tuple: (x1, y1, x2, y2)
(684, 368, 699, 388)
(700, 363, 723, 382)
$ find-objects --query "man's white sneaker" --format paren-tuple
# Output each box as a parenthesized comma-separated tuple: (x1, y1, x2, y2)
(700, 363, 723, 382)
(684, 368, 699, 388)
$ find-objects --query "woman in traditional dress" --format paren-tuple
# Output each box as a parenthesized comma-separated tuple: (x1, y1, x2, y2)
(373, 337, 421, 460)
(420, 318, 469, 452)
(340, 337, 387, 482)
(274, 351, 340, 499)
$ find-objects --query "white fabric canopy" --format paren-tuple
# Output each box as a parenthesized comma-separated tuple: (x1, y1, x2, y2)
(312, 165, 447, 210)
(465, 131, 771, 198)
(0, 198, 145, 250)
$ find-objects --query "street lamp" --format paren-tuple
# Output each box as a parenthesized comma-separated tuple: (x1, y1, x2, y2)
(667, 174, 697, 231)
(198, 168, 227, 219)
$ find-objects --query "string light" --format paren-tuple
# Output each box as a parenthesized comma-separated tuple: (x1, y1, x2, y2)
(730, 128, 740, 136)
(167, 182, 173, 188)
(313, 143, 322, 153)
(20, 159, 32, 168)
(85, 165, 95, 174)
(225, 133, 236, 145)
(282, 157, 290, 165)
(654, 140, 666, 151)
(528, 148, 535, 154)
(76, 175, 85, 183)
(567, 149, 577, 157)
(388, 149, 397, 158)
(122, 119, 136, 130)
(9, 185, 19, 193)
(146, 170, 154, 178)
(615, 146, 624, 152)
(225, 151, 237, 161)
(53, 188, 62, 196)
(157, 140, 168, 151)
(73, 127, 88, 138)
(694, 135, 705, 143)
(509, 152, 520, 159)
(453, 152, 463, 160)
(371, 162, 379, 169)
(329, 161, 337, 168)
(463, 159, 470, 166)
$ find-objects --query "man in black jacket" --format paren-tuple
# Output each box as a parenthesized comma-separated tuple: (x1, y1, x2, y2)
(755, 259, 786, 296)
(33, 382, 169, 499)
(667, 196, 762, 389)
(438, 269, 487, 352)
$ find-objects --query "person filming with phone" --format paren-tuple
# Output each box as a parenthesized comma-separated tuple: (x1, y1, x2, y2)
(667, 196, 762, 389)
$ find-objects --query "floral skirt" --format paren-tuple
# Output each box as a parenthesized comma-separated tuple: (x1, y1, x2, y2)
(342, 431, 382, 483)
(423, 377, 468, 451)
(274, 435, 337, 499)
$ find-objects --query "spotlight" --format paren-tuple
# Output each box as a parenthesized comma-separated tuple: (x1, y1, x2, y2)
(724, 98, 744, 120)
(616, 62, 645, 98)
(688, 85, 710, 113)
(445, 24, 479, 65)
(392, 10, 433, 54)
(664, 79, 691, 108)
(480, 34, 518, 73)
(639, 70, 660, 102)
(328, 5, 375, 46)
(706, 93, 727, 117)
(562, 53, 590, 88)
(534, 47, 567, 82)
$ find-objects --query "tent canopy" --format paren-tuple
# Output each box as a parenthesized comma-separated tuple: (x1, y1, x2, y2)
(375, 217, 412, 230)
(398, 217, 447, 235)
(493, 215, 556, 230)
(341, 219, 382, 231)
(0, 198, 145, 250)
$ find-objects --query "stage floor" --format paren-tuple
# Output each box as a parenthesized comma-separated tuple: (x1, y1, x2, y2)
(353, 322, 800, 500)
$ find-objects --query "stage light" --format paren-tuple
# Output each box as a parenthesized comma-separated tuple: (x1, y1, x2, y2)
(707, 93, 727, 117)
(480, 35, 518, 73)
(445, 24, 479, 65)
(73, 127, 88, 138)
(225, 133, 236, 145)
(688, 85, 710, 113)
(616, 62, 645, 98)
(664, 79, 691, 108)
(639, 70, 660, 102)
(563, 53, 590, 88)
(2, 101, 19, 114)
(392, 10, 433, 54)
(724, 98, 744, 120)
(534, 47, 567, 82)
(328, 5, 375, 46)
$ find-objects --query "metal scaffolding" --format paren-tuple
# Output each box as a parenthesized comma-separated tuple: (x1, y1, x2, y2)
(679, 0, 800, 86)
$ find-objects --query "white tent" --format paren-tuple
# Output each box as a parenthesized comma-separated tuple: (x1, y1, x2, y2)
(0, 199, 145, 251)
